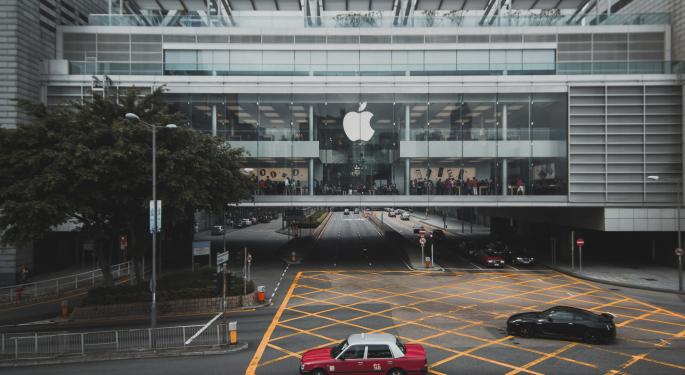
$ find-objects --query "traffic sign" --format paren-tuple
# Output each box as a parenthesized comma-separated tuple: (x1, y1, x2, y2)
(217, 251, 229, 265)
(676, 248, 683, 256)
(247, 254, 252, 263)
(419, 237, 426, 246)
(576, 238, 585, 247)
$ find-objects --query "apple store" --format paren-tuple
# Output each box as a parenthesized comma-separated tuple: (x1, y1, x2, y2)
(165, 91, 567, 198)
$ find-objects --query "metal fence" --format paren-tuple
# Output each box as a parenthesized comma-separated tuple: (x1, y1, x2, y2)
(0, 262, 131, 304)
(0, 323, 228, 360)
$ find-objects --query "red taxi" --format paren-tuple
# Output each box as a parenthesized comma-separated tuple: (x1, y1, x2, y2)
(300, 333, 427, 375)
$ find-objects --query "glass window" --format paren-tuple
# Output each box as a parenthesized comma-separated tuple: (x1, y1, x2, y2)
(164, 50, 196, 74)
(360, 51, 391, 72)
(532, 93, 567, 141)
(328, 51, 358, 73)
(427, 94, 461, 141)
(425, 50, 456, 71)
(263, 51, 294, 72)
(366, 345, 393, 359)
(340, 345, 365, 360)
(549, 311, 574, 320)
(259, 94, 293, 141)
(230, 51, 261, 72)
(463, 94, 496, 140)
(225, 94, 259, 141)
(458, 51, 489, 72)
(497, 94, 530, 141)
(523, 50, 555, 72)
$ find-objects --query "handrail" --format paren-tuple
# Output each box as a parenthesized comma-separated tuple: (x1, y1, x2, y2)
(0, 261, 132, 304)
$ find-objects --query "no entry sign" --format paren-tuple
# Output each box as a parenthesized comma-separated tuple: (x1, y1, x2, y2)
(419, 237, 426, 246)
(676, 248, 684, 256)
(576, 238, 585, 247)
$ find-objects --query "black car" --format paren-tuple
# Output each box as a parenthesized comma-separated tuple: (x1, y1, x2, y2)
(504, 247, 536, 266)
(431, 230, 446, 242)
(507, 306, 616, 344)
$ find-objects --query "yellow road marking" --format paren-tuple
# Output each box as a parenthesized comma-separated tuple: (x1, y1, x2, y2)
(245, 271, 301, 375)
(506, 343, 577, 375)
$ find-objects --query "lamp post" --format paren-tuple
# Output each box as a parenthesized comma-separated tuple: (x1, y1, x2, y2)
(647, 175, 683, 292)
(125, 113, 177, 328)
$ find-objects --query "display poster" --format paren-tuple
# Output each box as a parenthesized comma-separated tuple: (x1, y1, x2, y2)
(533, 163, 556, 181)
(410, 167, 476, 182)
(249, 167, 309, 182)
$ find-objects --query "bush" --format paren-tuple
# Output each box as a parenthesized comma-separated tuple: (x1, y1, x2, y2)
(80, 269, 257, 306)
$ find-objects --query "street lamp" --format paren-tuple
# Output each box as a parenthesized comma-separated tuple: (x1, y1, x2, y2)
(647, 175, 683, 292)
(125, 112, 177, 328)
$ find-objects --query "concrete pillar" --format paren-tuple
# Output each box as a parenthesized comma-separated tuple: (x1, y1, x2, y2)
(405, 159, 410, 195)
(308, 105, 314, 141)
(404, 104, 410, 141)
(211, 105, 217, 137)
(502, 103, 507, 140)
(309, 159, 314, 196)
(502, 158, 508, 195)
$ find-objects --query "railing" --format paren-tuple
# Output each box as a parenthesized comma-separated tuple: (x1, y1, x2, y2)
(87, 13, 671, 28)
(0, 323, 227, 360)
(68, 61, 685, 77)
(0, 261, 131, 304)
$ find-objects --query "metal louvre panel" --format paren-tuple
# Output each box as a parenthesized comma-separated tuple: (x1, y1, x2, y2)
(569, 85, 683, 204)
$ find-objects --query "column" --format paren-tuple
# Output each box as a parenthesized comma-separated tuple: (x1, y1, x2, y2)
(211, 105, 217, 137)
(405, 105, 411, 195)
(309, 105, 314, 195)
(502, 159, 508, 196)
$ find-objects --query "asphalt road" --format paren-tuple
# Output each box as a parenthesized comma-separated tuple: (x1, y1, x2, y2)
(2, 211, 684, 375)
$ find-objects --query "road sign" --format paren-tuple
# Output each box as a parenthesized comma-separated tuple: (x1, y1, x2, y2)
(419, 229, 426, 236)
(192, 241, 211, 256)
(247, 254, 252, 264)
(419, 237, 426, 246)
(217, 251, 229, 265)
(676, 248, 684, 256)
(149, 200, 162, 233)
(576, 238, 585, 247)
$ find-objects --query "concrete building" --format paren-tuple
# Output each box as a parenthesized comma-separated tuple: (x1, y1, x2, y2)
(0, 0, 107, 284)
(2, 0, 685, 282)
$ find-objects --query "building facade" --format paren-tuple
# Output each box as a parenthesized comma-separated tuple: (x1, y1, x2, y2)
(28, 0, 683, 236)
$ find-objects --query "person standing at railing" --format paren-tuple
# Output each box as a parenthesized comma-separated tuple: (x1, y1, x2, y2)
(18, 264, 30, 283)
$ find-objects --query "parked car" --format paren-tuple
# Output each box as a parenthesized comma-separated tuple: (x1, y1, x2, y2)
(241, 218, 252, 226)
(431, 229, 446, 242)
(210, 225, 224, 235)
(507, 306, 616, 344)
(400, 212, 410, 220)
(299, 333, 427, 375)
(354, 208, 360, 214)
(258, 215, 270, 223)
(344, 208, 350, 215)
(233, 220, 244, 229)
(388, 210, 396, 217)
(250, 217, 258, 225)
(504, 246, 536, 266)
(412, 224, 425, 234)
(477, 249, 505, 267)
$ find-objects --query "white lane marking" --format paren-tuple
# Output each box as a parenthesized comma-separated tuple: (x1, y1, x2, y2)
(269, 264, 290, 304)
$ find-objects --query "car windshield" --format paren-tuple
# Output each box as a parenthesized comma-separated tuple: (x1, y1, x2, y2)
(331, 339, 348, 358)
(395, 338, 406, 354)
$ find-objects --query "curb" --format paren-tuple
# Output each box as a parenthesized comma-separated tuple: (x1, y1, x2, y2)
(0, 342, 249, 368)
(547, 264, 685, 296)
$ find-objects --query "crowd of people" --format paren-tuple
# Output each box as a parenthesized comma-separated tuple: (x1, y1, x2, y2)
(252, 175, 558, 196)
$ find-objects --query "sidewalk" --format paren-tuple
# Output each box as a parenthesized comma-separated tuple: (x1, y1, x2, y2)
(410, 212, 490, 236)
(543, 256, 684, 294)
(368, 212, 442, 271)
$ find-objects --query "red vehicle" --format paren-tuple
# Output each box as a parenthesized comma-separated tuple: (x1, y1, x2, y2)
(300, 333, 427, 375)
(478, 249, 505, 268)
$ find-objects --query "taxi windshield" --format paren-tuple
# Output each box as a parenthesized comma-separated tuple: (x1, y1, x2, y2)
(331, 339, 348, 358)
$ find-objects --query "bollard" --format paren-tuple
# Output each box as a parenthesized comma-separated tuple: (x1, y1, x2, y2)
(291, 251, 296, 262)
(228, 321, 238, 345)
(257, 286, 265, 303)
(61, 300, 69, 318)
(15, 287, 22, 301)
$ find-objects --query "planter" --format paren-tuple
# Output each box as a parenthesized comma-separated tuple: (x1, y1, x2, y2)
(71, 291, 258, 320)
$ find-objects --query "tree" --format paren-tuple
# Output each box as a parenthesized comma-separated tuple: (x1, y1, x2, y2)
(0, 89, 251, 286)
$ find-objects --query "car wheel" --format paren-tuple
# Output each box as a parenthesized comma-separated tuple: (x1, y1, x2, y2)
(583, 331, 599, 344)
(387, 368, 406, 375)
(312, 369, 327, 375)
(518, 325, 534, 338)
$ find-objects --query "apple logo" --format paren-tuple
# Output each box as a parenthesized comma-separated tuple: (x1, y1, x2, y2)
(343, 102, 374, 142)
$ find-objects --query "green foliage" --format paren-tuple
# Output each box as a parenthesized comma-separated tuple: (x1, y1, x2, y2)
(0, 89, 251, 279)
(291, 210, 329, 229)
(80, 269, 254, 306)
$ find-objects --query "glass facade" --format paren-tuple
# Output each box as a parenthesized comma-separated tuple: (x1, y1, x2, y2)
(166, 92, 568, 197)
